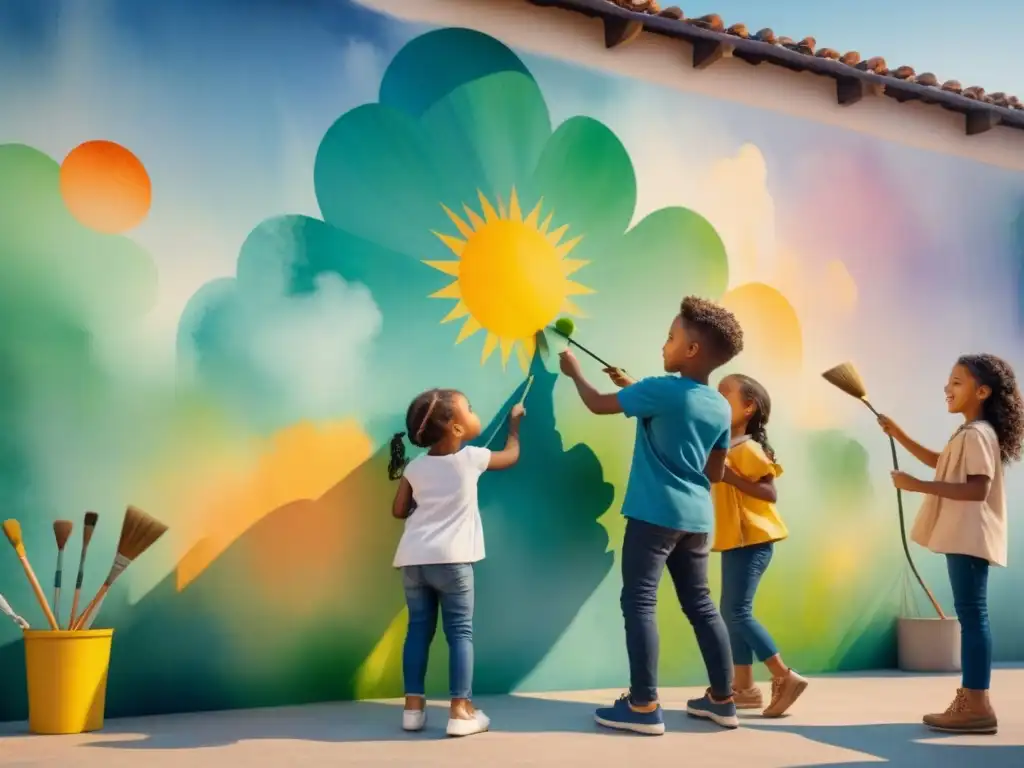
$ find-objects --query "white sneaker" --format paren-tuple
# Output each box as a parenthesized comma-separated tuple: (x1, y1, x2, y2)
(402, 709, 427, 731)
(446, 709, 490, 737)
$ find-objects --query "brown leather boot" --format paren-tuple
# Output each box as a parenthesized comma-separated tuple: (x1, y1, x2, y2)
(923, 688, 998, 734)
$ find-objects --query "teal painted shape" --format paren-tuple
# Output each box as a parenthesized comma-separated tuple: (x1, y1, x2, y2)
(379, 27, 533, 118)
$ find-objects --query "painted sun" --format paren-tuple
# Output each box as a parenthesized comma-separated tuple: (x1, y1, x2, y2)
(425, 188, 593, 371)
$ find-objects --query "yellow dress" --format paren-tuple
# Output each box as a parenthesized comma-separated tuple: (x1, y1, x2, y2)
(712, 436, 788, 552)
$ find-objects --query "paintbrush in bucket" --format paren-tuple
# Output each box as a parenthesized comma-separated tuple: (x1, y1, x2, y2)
(51, 520, 72, 628)
(0, 592, 29, 629)
(68, 512, 98, 630)
(73, 506, 168, 630)
(2, 520, 59, 630)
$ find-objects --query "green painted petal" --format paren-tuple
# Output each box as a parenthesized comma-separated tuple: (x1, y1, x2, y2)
(314, 104, 442, 258)
(580, 207, 729, 372)
(527, 117, 636, 253)
(379, 28, 533, 118)
(418, 71, 551, 210)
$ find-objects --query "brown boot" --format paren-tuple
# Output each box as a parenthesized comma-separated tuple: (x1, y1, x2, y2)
(923, 688, 998, 734)
(732, 687, 764, 710)
(762, 669, 809, 718)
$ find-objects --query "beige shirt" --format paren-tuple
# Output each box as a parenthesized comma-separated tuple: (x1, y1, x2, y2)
(910, 421, 1007, 567)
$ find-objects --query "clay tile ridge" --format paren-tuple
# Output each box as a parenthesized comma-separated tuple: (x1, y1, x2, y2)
(525, 0, 1024, 136)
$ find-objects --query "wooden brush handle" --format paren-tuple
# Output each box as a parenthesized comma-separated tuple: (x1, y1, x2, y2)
(20, 556, 58, 630)
(73, 584, 109, 631)
(68, 589, 83, 631)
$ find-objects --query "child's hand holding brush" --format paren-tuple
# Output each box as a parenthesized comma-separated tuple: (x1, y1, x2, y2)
(603, 367, 635, 388)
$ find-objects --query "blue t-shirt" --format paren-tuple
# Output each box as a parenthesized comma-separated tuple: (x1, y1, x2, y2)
(617, 376, 731, 532)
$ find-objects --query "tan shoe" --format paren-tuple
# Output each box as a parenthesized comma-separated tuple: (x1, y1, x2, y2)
(733, 687, 763, 710)
(762, 670, 808, 718)
(923, 688, 998, 734)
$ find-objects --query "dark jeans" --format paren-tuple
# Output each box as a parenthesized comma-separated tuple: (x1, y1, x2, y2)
(402, 563, 475, 699)
(621, 518, 733, 704)
(720, 543, 779, 666)
(946, 554, 991, 690)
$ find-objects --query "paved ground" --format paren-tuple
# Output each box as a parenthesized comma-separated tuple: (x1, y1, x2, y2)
(3, 669, 1023, 767)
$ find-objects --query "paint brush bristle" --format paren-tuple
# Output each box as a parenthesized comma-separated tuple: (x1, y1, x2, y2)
(117, 505, 168, 561)
(2, 520, 23, 552)
(53, 520, 73, 549)
(83, 511, 98, 545)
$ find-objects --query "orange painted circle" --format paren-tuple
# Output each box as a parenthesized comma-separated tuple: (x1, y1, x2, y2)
(60, 140, 152, 233)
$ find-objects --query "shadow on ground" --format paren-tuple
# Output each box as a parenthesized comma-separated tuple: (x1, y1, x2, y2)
(746, 720, 1024, 768)
(0, 697, 732, 749)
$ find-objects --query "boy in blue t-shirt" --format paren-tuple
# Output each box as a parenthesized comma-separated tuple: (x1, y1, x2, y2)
(559, 296, 744, 735)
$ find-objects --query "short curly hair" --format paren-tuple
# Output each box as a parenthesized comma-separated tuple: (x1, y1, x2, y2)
(680, 296, 744, 367)
(957, 354, 1024, 464)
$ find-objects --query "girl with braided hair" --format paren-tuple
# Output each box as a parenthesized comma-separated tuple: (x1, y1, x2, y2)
(388, 388, 526, 737)
(712, 374, 808, 718)
(879, 353, 1024, 735)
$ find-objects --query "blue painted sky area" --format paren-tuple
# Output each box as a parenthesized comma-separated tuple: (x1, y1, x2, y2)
(683, 0, 1022, 95)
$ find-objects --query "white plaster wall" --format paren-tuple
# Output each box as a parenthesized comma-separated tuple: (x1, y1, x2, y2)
(356, 0, 1024, 171)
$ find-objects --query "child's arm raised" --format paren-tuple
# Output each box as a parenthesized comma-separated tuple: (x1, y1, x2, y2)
(878, 415, 940, 469)
(392, 477, 416, 519)
(891, 426, 994, 502)
(488, 405, 525, 470)
(559, 351, 623, 415)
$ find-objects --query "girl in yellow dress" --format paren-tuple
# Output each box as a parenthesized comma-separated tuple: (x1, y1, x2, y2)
(713, 374, 807, 717)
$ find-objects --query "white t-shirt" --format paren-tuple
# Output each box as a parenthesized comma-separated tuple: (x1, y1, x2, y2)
(393, 446, 491, 568)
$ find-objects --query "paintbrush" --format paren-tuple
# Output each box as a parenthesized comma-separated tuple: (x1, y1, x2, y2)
(52, 520, 72, 628)
(2, 520, 59, 630)
(549, 317, 619, 370)
(0, 592, 29, 629)
(822, 362, 947, 619)
(73, 506, 168, 630)
(68, 512, 98, 630)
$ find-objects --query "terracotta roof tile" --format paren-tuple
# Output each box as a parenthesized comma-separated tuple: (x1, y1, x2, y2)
(528, 0, 1024, 134)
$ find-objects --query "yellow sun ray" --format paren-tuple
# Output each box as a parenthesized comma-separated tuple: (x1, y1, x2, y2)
(566, 281, 595, 296)
(554, 235, 583, 259)
(441, 205, 475, 239)
(561, 298, 586, 317)
(481, 332, 500, 363)
(515, 343, 531, 372)
(561, 259, 589, 277)
(441, 301, 470, 323)
(423, 259, 460, 275)
(430, 282, 461, 299)
(547, 224, 570, 245)
(463, 204, 485, 231)
(478, 191, 500, 223)
(456, 317, 482, 343)
(521, 334, 536, 359)
(508, 188, 522, 222)
(539, 211, 554, 234)
(499, 338, 515, 368)
(496, 194, 507, 219)
(524, 199, 543, 228)
(430, 232, 465, 257)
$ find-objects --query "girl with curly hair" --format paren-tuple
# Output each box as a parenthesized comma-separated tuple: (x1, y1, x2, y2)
(878, 354, 1024, 735)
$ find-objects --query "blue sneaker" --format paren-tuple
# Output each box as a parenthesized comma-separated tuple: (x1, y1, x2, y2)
(686, 689, 739, 728)
(594, 694, 665, 735)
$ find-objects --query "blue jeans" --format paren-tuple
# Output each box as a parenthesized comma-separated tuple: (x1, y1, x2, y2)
(402, 563, 474, 699)
(720, 543, 779, 666)
(620, 518, 733, 704)
(947, 554, 991, 690)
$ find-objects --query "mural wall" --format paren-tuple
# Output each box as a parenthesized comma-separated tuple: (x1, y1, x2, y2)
(1, 0, 1023, 720)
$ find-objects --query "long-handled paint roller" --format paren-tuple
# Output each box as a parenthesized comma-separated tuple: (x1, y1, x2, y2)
(73, 506, 168, 630)
(548, 317, 619, 370)
(0, 592, 29, 629)
(2, 520, 59, 630)
(51, 520, 72, 629)
(482, 375, 534, 449)
(822, 362, 946, 619)
(68, 512, 98, 630)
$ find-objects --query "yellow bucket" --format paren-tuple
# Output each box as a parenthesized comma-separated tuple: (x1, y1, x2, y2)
(23, 629, 114, 735)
